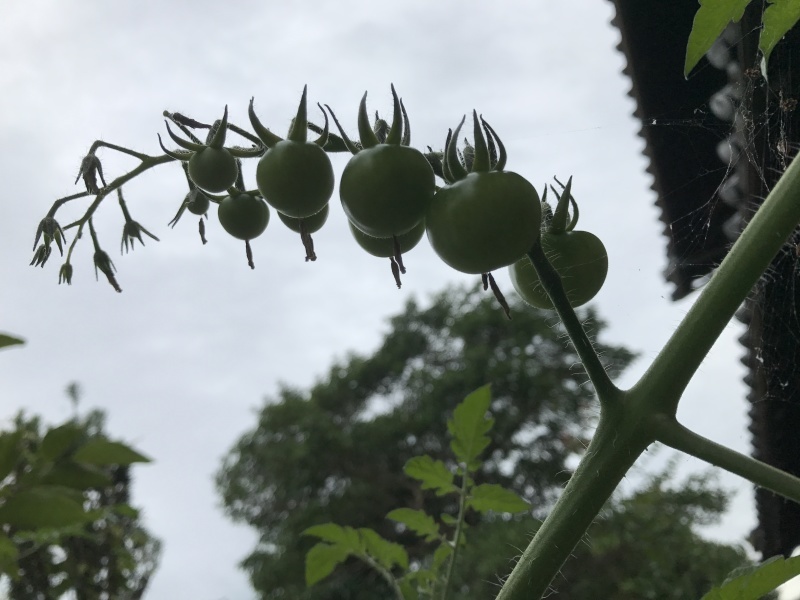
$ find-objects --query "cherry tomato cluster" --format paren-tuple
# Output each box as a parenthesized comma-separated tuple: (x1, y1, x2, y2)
(37, 84, 608, 312)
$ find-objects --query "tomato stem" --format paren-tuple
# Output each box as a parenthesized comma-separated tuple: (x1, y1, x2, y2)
(526, 240, 619, 401)
(650, 414, 800, 504)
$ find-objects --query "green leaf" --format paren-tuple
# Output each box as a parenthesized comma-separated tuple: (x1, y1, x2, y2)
(113, 503, 140, 518)
(0, 431, 21, 482)
(304, 542, 351, 586)
(72, 438, 151, 465)
(448, 385, 493, 468)
(302, 523, 363, 553)
(0, 334, 24, 350)
(403, 455, 458, 496)
(398, 578, 421, 600)
(467, 483, 530, 514)
(760, 0, 800, 65)
(40, 462, 112, 490)
(359, 528, 409, 571)
(0, 485, 89, 529)
(685, 0, 752, 77)
(0, 532, 18, 577)
(40, 423, 84, 461)
(700, 554, 800, 599)
(440, 513, 457, 526)
(432, 542, 454, 571)
(387, 508, 441, 541)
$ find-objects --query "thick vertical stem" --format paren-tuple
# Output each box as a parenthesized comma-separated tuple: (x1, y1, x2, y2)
(495, 408, 650, 600)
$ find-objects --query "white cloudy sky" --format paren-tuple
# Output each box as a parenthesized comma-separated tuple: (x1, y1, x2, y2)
(0, 1, 777, 599)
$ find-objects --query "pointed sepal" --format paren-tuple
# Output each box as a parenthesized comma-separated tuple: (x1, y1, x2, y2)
(248, 98, 283, 148)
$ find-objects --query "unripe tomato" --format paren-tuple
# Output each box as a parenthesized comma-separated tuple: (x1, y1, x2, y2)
(329, 86, 434, 238)
(217, 193, 270, 240)
(256, 142, 334, 218)
(427, 171, 540, 274)
(509, 230, 608, 309)
(186, 189, 211, 216)
(348, 218, 425, 258)
(188, 147, 238, 193)
(340, 144, 434, 237)
(425, 112, 541, 275)
(277, 204, 329, 234)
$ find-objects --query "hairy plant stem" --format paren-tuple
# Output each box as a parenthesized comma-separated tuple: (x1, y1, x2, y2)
(651, 415, 800, 504)
(526, 242, 621, 403)
(441, 465, 471, 600)
(496, 154, 800, 599)
(495, 407, 651, 600)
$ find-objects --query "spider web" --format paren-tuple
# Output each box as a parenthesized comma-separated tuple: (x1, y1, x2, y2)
(639, 15, 800, 558)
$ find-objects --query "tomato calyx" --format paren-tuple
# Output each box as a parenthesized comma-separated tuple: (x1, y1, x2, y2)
(544, 176, 580, 235)
(249, 85, 330, 148)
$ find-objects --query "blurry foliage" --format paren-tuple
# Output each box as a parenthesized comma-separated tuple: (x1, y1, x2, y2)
(0, 385, 159, 600)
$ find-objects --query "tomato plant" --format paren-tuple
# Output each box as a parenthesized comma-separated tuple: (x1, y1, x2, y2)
(510, 179, 607, 309)
(425, 112, 541, 275)
(29, 70, 800, 600)
(249, 86, 334, 219)
(329, 85, 434, 237)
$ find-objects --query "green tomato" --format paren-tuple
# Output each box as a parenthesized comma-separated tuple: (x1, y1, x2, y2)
(348, 218, 425, 258)
(277, 204, 329, 234)
(339, 144, 434, 237)
(256, 141, 334, 218)
(188, 147, 238, 193)
(186, 189, 211, 216)
(217, 193, 270, 240)
(509, 230, 608, 309)
(426, 171, 541, 274)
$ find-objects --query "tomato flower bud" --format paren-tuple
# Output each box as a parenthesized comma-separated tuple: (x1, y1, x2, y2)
(89, 219, 121, 292)
(93, 250, 121, 293)
(33, 216, 66, 256)
(118, 189, 159, 253)
(58, 262, 73, 285)
(30, 244, 51, 268)
(75, 154, 106, 194)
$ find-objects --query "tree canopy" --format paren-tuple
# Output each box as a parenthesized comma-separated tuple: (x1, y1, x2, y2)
(216, 284, 636, 598)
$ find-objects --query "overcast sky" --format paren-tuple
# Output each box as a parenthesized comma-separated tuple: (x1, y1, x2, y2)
(0, 1, 777, 599)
